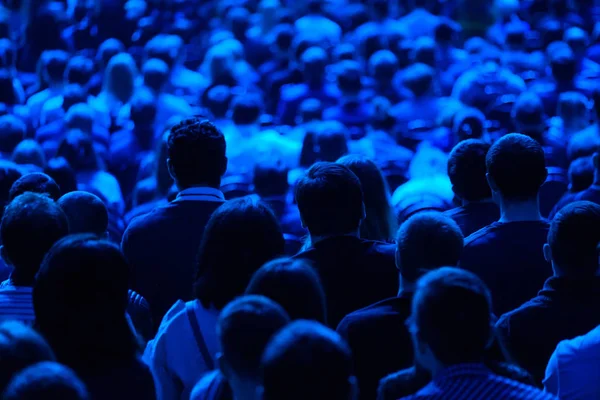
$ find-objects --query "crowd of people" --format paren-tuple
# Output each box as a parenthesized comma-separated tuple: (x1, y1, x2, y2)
(0, 0, 600, 398)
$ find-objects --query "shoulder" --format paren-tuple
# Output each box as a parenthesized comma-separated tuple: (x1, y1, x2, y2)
(463, 224, 497, 247)
(337, 297, 402, 333)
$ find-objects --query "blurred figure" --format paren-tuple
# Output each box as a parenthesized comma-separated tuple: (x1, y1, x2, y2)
(11, 140, 46, 173)
(3, 362, 89, 400)
(0, 115, 25, 159)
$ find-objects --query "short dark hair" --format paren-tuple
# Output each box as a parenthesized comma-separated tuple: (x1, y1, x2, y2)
(206, 85, 231, 119)
(336, 60, 362, 94)
(57, 191, 108, 236)
(550, 47, 577, 82)
(0, 115, 26, 154)
(97, 39, 125, 68)
(61, 85, 87, 113)
(65, 56, 94, 86)
(194, 197, 284, 310)
(0, 321, 55, 394)
(448, 139, 492, 202)
(167, 118, 227, 188)
(1, 193, 68, 284)
(12, 140, 46, 170)
(3, 362, 89, 400)
(246, 258, 327, 324)
(231, 95, 262, 125)
(42, 50, 69, 84)
(130, 89, 157, 125)
(9, 173, 61, 202)
(548, 201, 600, 275)
(403, 63, 434, 97)
(512, 93, 545, 140)
(145, 34, 179, 69)
(44, 158, 77, 196)
(368, 50, 398, 81)
(261, 321, 353, 400)
(142, 58, 169, 92)
(411, 267, 492, 365)
(56, 130, 99, 172)
(218, 295, 289, 378)
(314, 123, 349, 162)
(295, 162, 363, 236)
(486, 133, 547, 200)
(396, 212, 463, 281)
(253, 160, 289, 198)
(568, 156, 594, 192)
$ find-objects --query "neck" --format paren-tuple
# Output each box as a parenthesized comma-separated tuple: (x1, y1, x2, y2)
(398, 278, 415, 297)
(178, 182, 221, 191)
(498, 197, 542, 223)
(461, 198, 494, 207)
(310, 230, 360, 246)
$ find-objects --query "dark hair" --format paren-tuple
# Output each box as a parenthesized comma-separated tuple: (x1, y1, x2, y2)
(130, 89, 157, 127)
(33, 235, 137, 371)
(3, 362, 89, 400)
(301, 47, 327, 85)
(43, 158, 77, 196)
(0, 322, 55, 394)
(246, 258, 327, 323)
(167, 118, 227, 188)
(314, 122, 348, 162)
(194, 197, 285, 310)
(65, 56, 94, 86)
(261, 321, 353, 400)
(8, 173, 61, 202)
(273, 24, 294, 52)
(512, 93, 545, 141)
(411, 267, 492, 365)
(448, 139, 492, 202)
(12, 140, 46, 170)
(253, 160, 289, 198)
(0, 161, 21, 217)
(550, 47, 577, 82)
(97, 39, 125, 69)
(368, 50, 398, 82)
(568, 156, 594, 192)
(142, 58, 169, 92)
(403, 63, 434, 97)
(486, 133, 547, 200)
(295, 162, 363, 236)
(42, 50, 69, 84)
(231, 95, 262, 125)
(218, 295, 290, 378)
(1, 193, 68, 285)
(0, 115, 26, 154)
(337, 155, 397, 242)
(61, 85, 87, 113)
(336, 60, 362, 94)
(548, 201, 600, 275)
(57, 191, 109, 236)
(144, 34, 179, 69)
(396, 212, 463, 281)
(56, 130, 99, 172)
(206, 85, 231, 119)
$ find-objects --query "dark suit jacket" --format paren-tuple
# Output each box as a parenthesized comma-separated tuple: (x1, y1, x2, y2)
(444, 202, 500, 238)
(121, 198, 224, 329)
(496, 276, 600, 384)
(294, 236, 398, 327)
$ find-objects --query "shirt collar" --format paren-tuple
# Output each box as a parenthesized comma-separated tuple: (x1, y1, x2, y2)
(434, 363, 490, 384)
(174, 187, 225, 203)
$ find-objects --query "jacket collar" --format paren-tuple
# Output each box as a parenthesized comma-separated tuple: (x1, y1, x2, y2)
(173, 187, 225, 203)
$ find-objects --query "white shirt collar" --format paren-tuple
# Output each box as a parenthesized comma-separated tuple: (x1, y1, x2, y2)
(174, 187, 225, 203)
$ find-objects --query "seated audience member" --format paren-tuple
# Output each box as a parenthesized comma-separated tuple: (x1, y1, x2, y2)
(246, 258, 327, 323)
(260, 320, 356, 400)
(0, 115, 26, 159)
(3, 362, 89, 400)
(548, 156, 595, 219)
(8, 173, 61, 202)
(33, 235, 156, 400)
(337, 212, 463, 400)
(44, 158, 78, 196)
(25, 50, 68, 127)
(0, 193, 68, 323)
(496, 202, 600, 384)
(460, 134, 551, 316)
(146, 197, 284, 400)
(11, 140, 46, 173)
(445, 140, 500, 237)
(190, 295, 290, 400)
(294, 162, 398, 326)
(122, 118, 227, 327)
(400, 268, 554, 400)
(337, 155, 397, 243)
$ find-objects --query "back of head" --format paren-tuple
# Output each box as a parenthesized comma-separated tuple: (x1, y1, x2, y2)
(411, 267, 492, 366)
(57, 191, 108, 236)
(44, 158, 77, 196)
(65, 56, 94, 86)
(104, 53, 137, 104)
(0, 162, 21, 214)
(448, 139, 492, 202)
(61, 85, 87, 113)
(130, 88, 157, 126)
(12, 140, 46, 170)
(98, 39, 125, 69)
(315, 122, 349, 162)
(512, 92, 545, 140)
(0, 321, 55, 395)
(336, 60, 362, 95)
(231, 94, 263, 125)
(246, 258, 327, 323)
(253, 159, 289, 198)
(295, 162, 363, 236)
(568, 156, 594, 192)
(396, 212, 464, 281)
(65, 103, 94, 134)
(368, 50, 398, 82)
(564, 26, 588, 54)
(0, 193, 68, 284)
(218, 295, 290, 380)
(8, 173, 61, 202)
(194, 197, 284, 310)
(167, 118, 227, 188)
(206, 85, 232, 119)
(145, 34, 179, 69)
(301, 47, 327, 85)
(550, 46, 577, 82)
(558, 91, 589, 125)
(548, 201, 600, 276)
(260, 320, 354, 400)
(413, 37, 436, 67)
(0, 115, 26, 154)
(403, 63, 434, 97)
(486, 133, 547, 200)
(56, 130, 98, 172)
(142, 58, 169, 93)
(3, 362, 89, 400)
(42, 50, 69, 85)
(452, 108, 486, 142)
(299, 99, 323, 122)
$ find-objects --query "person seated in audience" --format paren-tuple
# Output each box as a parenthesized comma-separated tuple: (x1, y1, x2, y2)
(445, 139, 500, 237)
(11, 139, 46, 174)
(25, 50, 68, 127)
(146, 197, 284, 400)
(0, 115, 26, 160)
(0, 193, 68, 323)
(246, 258, 327, 323)
(33, 235, 156, 400)
(190, 295, 290, 400)
(260, 320, 357, 400)
(337, 212, 463, 400)
(399, 267, 554, 400)
(496, 201, 600, 384)
(8, 173, 61, 202)
(3, 362, 89, 400)
(294, 162, 398, 326)
(460, 133, 551, 316)
(43, 158, 78, 198)
(122, 118, 227, 327)
(549, 156, 595, 218)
